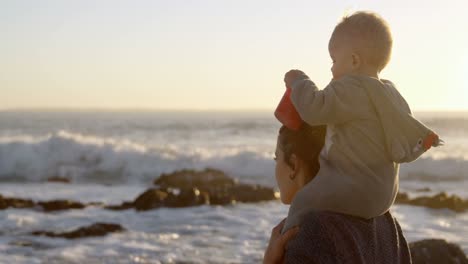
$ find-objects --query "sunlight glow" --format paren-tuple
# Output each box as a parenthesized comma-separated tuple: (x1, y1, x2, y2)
(1, 1, 467, 111)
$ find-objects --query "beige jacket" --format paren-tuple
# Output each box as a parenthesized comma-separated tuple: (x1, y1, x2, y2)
(283, 74, 441, 232)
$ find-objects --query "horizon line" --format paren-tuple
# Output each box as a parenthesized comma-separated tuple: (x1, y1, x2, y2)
(1, 107, 468, 113)
(0, 107, 273, 113)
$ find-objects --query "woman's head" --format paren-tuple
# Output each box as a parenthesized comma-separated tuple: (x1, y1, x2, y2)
(274, 124, 326, 204)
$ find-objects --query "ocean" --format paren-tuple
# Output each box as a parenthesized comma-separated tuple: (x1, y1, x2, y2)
(0, 110, 467, 263)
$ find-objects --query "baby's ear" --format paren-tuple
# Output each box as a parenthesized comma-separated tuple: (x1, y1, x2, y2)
(351, 53, 361, 68)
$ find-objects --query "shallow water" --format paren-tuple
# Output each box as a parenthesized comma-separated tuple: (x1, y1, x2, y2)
(0, 183, 467, 263)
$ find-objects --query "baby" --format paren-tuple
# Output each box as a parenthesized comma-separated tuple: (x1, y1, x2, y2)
(281, 11, 441, 231)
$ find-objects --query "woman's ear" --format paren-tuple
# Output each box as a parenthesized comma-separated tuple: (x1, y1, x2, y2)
(289, 154, 301, 176)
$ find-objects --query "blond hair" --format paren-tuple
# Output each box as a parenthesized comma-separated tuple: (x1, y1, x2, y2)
(330, 11, 393, 72)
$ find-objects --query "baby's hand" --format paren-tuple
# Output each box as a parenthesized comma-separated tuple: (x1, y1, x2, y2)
(284, 69, 307, 88)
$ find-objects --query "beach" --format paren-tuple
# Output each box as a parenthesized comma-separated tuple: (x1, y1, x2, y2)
(0, 110, 467, 263)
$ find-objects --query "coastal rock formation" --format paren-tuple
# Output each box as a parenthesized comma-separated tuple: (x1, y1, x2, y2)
(395, 192, 468, 212)
(104, 201, 134, 211)
(31, 222, 125, 239)
(0, 195, 35, 209)
(107, 168, 277, 210)
(133, 188, 209, 210)
(410, 239, 468, 264)
(133, 189, 168, 210)
(0, 194, 88, 212)
(154, 168, 237, 190)
(38, 200, 86, 212)
(229, 183, 278, 203)
(154, 168, 277, 204)
(46, 176, 71, 183)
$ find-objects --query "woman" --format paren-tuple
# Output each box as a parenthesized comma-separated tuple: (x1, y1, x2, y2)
(264, 124, 412, 263)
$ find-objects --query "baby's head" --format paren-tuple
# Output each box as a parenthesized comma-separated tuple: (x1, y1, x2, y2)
(328, 11, 392, 80)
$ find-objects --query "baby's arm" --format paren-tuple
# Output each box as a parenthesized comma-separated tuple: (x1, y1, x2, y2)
(287, 71, 365, 125)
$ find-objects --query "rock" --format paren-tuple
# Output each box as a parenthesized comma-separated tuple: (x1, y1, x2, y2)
(395, 192, 468, 212)
(47, 176, 71, 183)
(152, 168, 277, 206)
(38, 200, 86, 212)
(410, 239, 468, 264)
(31, 222, 125, 239)
(105, 168, 277, 211)
(104, 201, 134, 211)
(208, 189, 236, 205)
(230, 184, 277, 203)
(0, 194, 91, 212)
(415, 192, 468, 212)
(0, 194, 35, 210)
(415, 187, 431, 192)
(164, 188, 209, 208)
(104, 168, 276, 211)
(395, 192, 410, 203)
(133, 189, 169, 211)
(154, 168, 236, 191)
(133, 188, 209, 211)
(4, 168, 277, 213)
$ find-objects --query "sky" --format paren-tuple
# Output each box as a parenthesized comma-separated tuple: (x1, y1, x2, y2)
(1, 0, 467, 111)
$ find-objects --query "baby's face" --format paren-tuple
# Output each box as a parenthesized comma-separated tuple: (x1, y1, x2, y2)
(328, 39, 355, 80)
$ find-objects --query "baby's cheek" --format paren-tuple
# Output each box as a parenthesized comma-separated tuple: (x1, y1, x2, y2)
(331, 66, 339, 78)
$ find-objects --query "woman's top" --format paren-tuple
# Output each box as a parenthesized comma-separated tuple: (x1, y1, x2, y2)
(285, 210, 412, 264)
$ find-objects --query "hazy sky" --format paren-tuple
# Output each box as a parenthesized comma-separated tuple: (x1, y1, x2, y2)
(1, 0, 467, 111)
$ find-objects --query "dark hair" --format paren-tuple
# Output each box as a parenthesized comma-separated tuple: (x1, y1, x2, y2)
(278, 124, 326, 181)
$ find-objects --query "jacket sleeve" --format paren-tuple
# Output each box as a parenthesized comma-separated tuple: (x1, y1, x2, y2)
(290, 75, 367, 125)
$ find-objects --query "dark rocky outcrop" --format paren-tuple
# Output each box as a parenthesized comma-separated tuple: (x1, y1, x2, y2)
(108, 186, 220, 211)
(2, 168, 277, 212)
(395, 192, 468, 212)
(104, 201, 134, 211)
(154, 168, 237, 190)
(0, 195, 35, 210)
(133, 188, 209, 210)
(107, 168, 277, 211)
(230, 183, 277, 203)
(0, 194, 89, 212)
(165, 188, 210, 208)
(415, 187, 431, 192)
(153, 168, 276, 206)
(31, 222, 125, 239)
(47, 176, 71, 183)
(38, 200, 86, 212)
(410, 239, 468, 264)
(154, 168, 276, 203)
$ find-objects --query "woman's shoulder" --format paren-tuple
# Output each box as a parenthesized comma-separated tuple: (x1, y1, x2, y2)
(285, 211, 342, 263)
(285, 210, 412, 264)
(293, 210, 382, 249)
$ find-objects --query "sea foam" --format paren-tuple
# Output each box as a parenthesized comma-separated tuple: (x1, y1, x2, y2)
(0, 130, 466, 187)
(0, 130, 274, 185)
